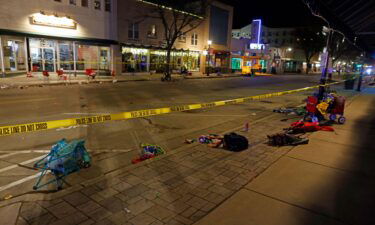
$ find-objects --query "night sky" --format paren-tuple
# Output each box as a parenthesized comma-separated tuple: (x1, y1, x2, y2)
(221, 0, 323, 28)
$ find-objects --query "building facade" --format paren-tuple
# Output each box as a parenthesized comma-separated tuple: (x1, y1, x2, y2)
(232, 22, 321, 73)
(0, 0, 233, 77)
(0, 0, 118, 77)
(117, 0, 233, 75)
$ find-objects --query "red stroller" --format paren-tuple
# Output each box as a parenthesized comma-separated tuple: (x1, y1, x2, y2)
(328, 96, 346, 124)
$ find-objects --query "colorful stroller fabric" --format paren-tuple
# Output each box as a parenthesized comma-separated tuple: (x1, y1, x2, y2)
(33, 139, 91, 190)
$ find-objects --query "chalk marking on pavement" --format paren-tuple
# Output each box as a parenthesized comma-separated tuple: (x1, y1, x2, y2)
(0, 148, 135, 192)
(0, 149, 134, 173)
(0, 155, 45, 174)
(0, 152, 21, 159)
(0, 149, 134, 154)
(0, 98, 54, 105)
(56, 125, 88, 131)
(0, 172, 41, 192)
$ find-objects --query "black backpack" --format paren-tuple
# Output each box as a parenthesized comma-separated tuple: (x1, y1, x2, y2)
(223, 133, 249, 152)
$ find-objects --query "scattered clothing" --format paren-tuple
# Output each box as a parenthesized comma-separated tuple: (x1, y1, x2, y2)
(287, 121, 334, 134)
(267, 133, 309, 146)
(273, 107, 306, 116)
(198, 134, 224, 148)
(132, 144, 165, 164)
(191, 133, 249, 151)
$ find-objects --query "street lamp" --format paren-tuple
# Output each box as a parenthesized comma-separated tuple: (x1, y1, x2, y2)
(207, 40, 212, 76)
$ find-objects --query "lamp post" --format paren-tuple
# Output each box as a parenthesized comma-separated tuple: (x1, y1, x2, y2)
(207, 40, 212, 76)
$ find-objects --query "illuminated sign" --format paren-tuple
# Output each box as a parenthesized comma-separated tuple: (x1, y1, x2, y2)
(250, 43, 264, 50)
(30, 13, 77, 29)
(251, 19, 262, 44)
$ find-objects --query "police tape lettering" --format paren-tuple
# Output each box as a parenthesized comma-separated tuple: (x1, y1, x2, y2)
(76, 115, 111, 125)
(224, 100, 237, 105)
(200, 103, 216, 108)
(130, 109, 157, 118)
(170, 105, 190, 112)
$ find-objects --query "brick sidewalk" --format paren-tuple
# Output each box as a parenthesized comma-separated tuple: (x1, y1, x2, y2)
(9, 111, 297, 225)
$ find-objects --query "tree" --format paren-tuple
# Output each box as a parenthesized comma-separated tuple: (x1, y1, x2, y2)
(142, 0, 210, 80)
(295, 27, 326, 74)
(330, 33, 360, 67)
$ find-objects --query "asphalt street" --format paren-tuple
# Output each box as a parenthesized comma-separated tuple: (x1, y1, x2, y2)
(0, 74, 351, 199)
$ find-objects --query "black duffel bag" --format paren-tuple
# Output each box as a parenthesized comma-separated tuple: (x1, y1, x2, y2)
(223, 133, 249, 152)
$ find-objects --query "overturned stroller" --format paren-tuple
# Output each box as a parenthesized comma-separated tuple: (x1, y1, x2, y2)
(33, 139, 91, 190)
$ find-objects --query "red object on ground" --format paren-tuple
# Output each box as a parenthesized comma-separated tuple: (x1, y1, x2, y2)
(131, 155, 155, 164)
(290, 121, 334, 132)
(57, 70, 67, 80)
(306, 96, 318, 114)
(26, 72, 33, 78)
(85, 69, 96, 79)
(111, 70, 116, 77)
(42, 71, 49, 77)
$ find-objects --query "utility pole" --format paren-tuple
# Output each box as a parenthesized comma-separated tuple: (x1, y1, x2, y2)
(207, 40, 212, 76)
(318, 29, 333, 100)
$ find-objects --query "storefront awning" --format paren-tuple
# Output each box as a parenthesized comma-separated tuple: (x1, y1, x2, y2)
(0, 28, 118, 45)
(121, 43, 197, 52)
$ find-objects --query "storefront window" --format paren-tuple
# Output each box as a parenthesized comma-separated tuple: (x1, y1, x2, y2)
(121, 47, 200, 73)
(231, 58, 242, 70)
(150, 50, 167, 72)
(76, 44, 99, 70)
(122, 47, 148, 72)
(1, 36, 26, 72)
(29, 38, 57, 72)
(58, 41, 74, 70)
(99, 47, 110, 71)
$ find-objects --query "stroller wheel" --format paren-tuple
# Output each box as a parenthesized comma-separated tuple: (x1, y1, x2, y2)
(329, 114, 337, 121)
(311, 116, 319, 123)
(304, 115, 312, 122)
(338, 116, 346, 124)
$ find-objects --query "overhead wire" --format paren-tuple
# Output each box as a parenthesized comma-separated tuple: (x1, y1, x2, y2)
(301, 0, 364, 52)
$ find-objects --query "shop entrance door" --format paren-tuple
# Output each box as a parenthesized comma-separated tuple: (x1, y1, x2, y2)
(43, 48, 55, 72)
(30, 47, 56, 72)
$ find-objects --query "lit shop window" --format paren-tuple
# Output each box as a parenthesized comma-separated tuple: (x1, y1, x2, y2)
(76, 44, 110, 71)
(94, 0, 101, 10)
(122, 47, 149, 73)
(81, 0, 88, 7)
(58, 41, 74, 70)
(70, 0, 76, 5)
(105, 0, 111, 12)
(2, 37, 26, 72)
(191, 33, 198, 46)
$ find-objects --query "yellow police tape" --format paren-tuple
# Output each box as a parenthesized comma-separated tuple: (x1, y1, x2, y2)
(0, 81, 343, 137)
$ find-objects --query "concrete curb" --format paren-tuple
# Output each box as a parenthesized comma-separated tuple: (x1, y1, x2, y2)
(0, 75, 245, 89)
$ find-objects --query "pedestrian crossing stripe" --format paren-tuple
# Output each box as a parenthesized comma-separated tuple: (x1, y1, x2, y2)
(0, 81, 344, 137)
